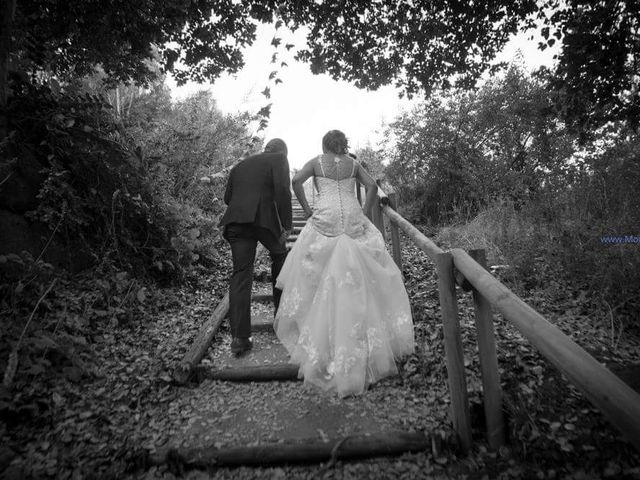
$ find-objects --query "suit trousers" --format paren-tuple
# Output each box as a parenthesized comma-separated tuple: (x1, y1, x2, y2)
(224, 223, 288, 339)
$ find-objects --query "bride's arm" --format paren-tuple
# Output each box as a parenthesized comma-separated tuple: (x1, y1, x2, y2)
(291, 159, 316, 218)
(355, 163, 378, 217)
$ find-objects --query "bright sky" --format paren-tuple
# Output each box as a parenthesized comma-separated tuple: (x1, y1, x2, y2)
(168, 23, 558, 170)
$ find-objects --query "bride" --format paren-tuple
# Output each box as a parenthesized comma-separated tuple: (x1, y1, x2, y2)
(274, 130, 415, 397)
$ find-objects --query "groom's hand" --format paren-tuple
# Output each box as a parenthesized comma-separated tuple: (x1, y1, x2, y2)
(280, 229, 291, 243)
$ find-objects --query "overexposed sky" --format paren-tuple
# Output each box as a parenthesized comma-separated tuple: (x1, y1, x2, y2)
(168, 23, 558, 169)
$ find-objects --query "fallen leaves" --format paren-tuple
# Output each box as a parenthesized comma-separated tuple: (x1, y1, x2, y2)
(2, 235, 640, 479)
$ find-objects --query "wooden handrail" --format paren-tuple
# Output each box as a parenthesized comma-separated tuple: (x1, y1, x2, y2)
(381, 205, 443, 260)
(374, 186, 640, 452)
(451, 248, 640, 451)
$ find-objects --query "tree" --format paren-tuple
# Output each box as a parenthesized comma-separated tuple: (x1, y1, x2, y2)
(278, 0, 639, 130)
(10, 0, 274, 85)
(4, 0, 638, 140)
(128, 89, 254, 208)
(0, 0, 16, 138)
(281, 1, 539, 95)
(353, 145, 386, 181)
(541, 0, 640, 132)
(383, 65, 575, 223)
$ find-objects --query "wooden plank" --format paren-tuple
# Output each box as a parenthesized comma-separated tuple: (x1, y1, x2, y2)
(382, 205, 443, 261)
(468, 249, 505, 449)
(435, 252, 472, 453)
(387, 191, 403, 271)
(195, 364, 300, 382)
(251, 293, 273, 303)
(173, 292, 229, 384)
(156, 431, 438, 468)
(451, 248, 640, 452)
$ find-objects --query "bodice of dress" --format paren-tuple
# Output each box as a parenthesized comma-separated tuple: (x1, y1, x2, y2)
(311, 175, 367, 238)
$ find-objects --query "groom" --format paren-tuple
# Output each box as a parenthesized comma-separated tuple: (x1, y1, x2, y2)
(220, 138, 292, 356)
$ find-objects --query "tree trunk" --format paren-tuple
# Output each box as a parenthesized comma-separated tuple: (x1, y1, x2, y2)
(0, 0, 17, 143)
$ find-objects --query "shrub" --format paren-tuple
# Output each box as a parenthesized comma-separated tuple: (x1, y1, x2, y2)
(3, 79, 190, 280)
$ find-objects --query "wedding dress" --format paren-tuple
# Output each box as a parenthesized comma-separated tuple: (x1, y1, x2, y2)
(274, 155, 415, 397)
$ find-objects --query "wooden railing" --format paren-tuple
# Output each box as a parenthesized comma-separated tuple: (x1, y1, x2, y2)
(362, 180, 640, 454)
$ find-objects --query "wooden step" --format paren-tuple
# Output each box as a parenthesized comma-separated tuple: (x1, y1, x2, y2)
(150, 431, 450, 469)
(251, 293, 273, 303)
(252, 323, 274, 333)
(250, 305, 274, 332)
(195, 364, 299, 382)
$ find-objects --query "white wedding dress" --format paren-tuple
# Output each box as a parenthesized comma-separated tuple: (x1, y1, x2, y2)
(274, 155, 415, 397)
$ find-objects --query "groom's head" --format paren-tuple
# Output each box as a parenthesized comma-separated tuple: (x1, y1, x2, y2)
(264, 138, 288, 156)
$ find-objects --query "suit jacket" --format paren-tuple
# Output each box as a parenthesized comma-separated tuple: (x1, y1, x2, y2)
(219, 151, 292, 238)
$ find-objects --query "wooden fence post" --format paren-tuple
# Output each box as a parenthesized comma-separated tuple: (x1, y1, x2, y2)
(372, 201, 386, 241)
(435, 252, 472, 453)
(469, 249, 505, 449)
(387, 190, 402, 271)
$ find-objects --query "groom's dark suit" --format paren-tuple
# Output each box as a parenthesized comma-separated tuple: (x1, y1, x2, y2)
(220, 150, 292, 343)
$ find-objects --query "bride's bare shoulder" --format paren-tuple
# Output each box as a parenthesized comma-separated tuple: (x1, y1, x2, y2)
(292, 156, 320, 183)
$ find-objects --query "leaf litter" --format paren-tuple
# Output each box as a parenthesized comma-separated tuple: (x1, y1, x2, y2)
(1, 237, 639, 479)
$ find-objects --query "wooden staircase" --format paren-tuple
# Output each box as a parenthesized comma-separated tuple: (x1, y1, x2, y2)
(145, 178, 640, 475)
(160, 197, 453, 472)
(286, 197, 307, 250)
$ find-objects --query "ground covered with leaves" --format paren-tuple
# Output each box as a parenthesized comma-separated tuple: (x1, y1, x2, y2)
(1, 233, 640, 479)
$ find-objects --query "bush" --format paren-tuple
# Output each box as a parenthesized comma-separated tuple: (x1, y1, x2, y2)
(436, 198, 553, 291)
(2, 79, 214, 281)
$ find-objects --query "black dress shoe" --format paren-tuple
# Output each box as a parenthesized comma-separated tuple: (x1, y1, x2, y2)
(231, 337, 253, 356)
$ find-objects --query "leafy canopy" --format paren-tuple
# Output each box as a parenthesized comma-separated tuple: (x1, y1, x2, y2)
(281, 0, 539, 95)
(12, 0, 640, 129)
(14, 0, 275, 84)
(542, 0, 640, 131)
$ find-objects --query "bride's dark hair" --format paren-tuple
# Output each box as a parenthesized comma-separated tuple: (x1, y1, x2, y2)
(322, 130, 349, 154)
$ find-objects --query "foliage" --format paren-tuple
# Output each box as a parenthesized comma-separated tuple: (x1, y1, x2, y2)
(121, 88, 258, 270)
(6, 0, 639, 137)
(280, 0, 539, 95)
(353, 145, 386, 181)
(127, 90, 254, 207)
(553, 131, 640, 317)
(4, 241, 638, 478)
(0, 256, 231, 477)
(384, 65, 573, 224)
(541, 0, 640, 132)
(11, 0, 273, 86)
(436, 146, 640, 331)
(4, 80, 168, 272)
(277, 1, 639, 130)
(385, 64, 640, 326)
(3, 39, 265, 278)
